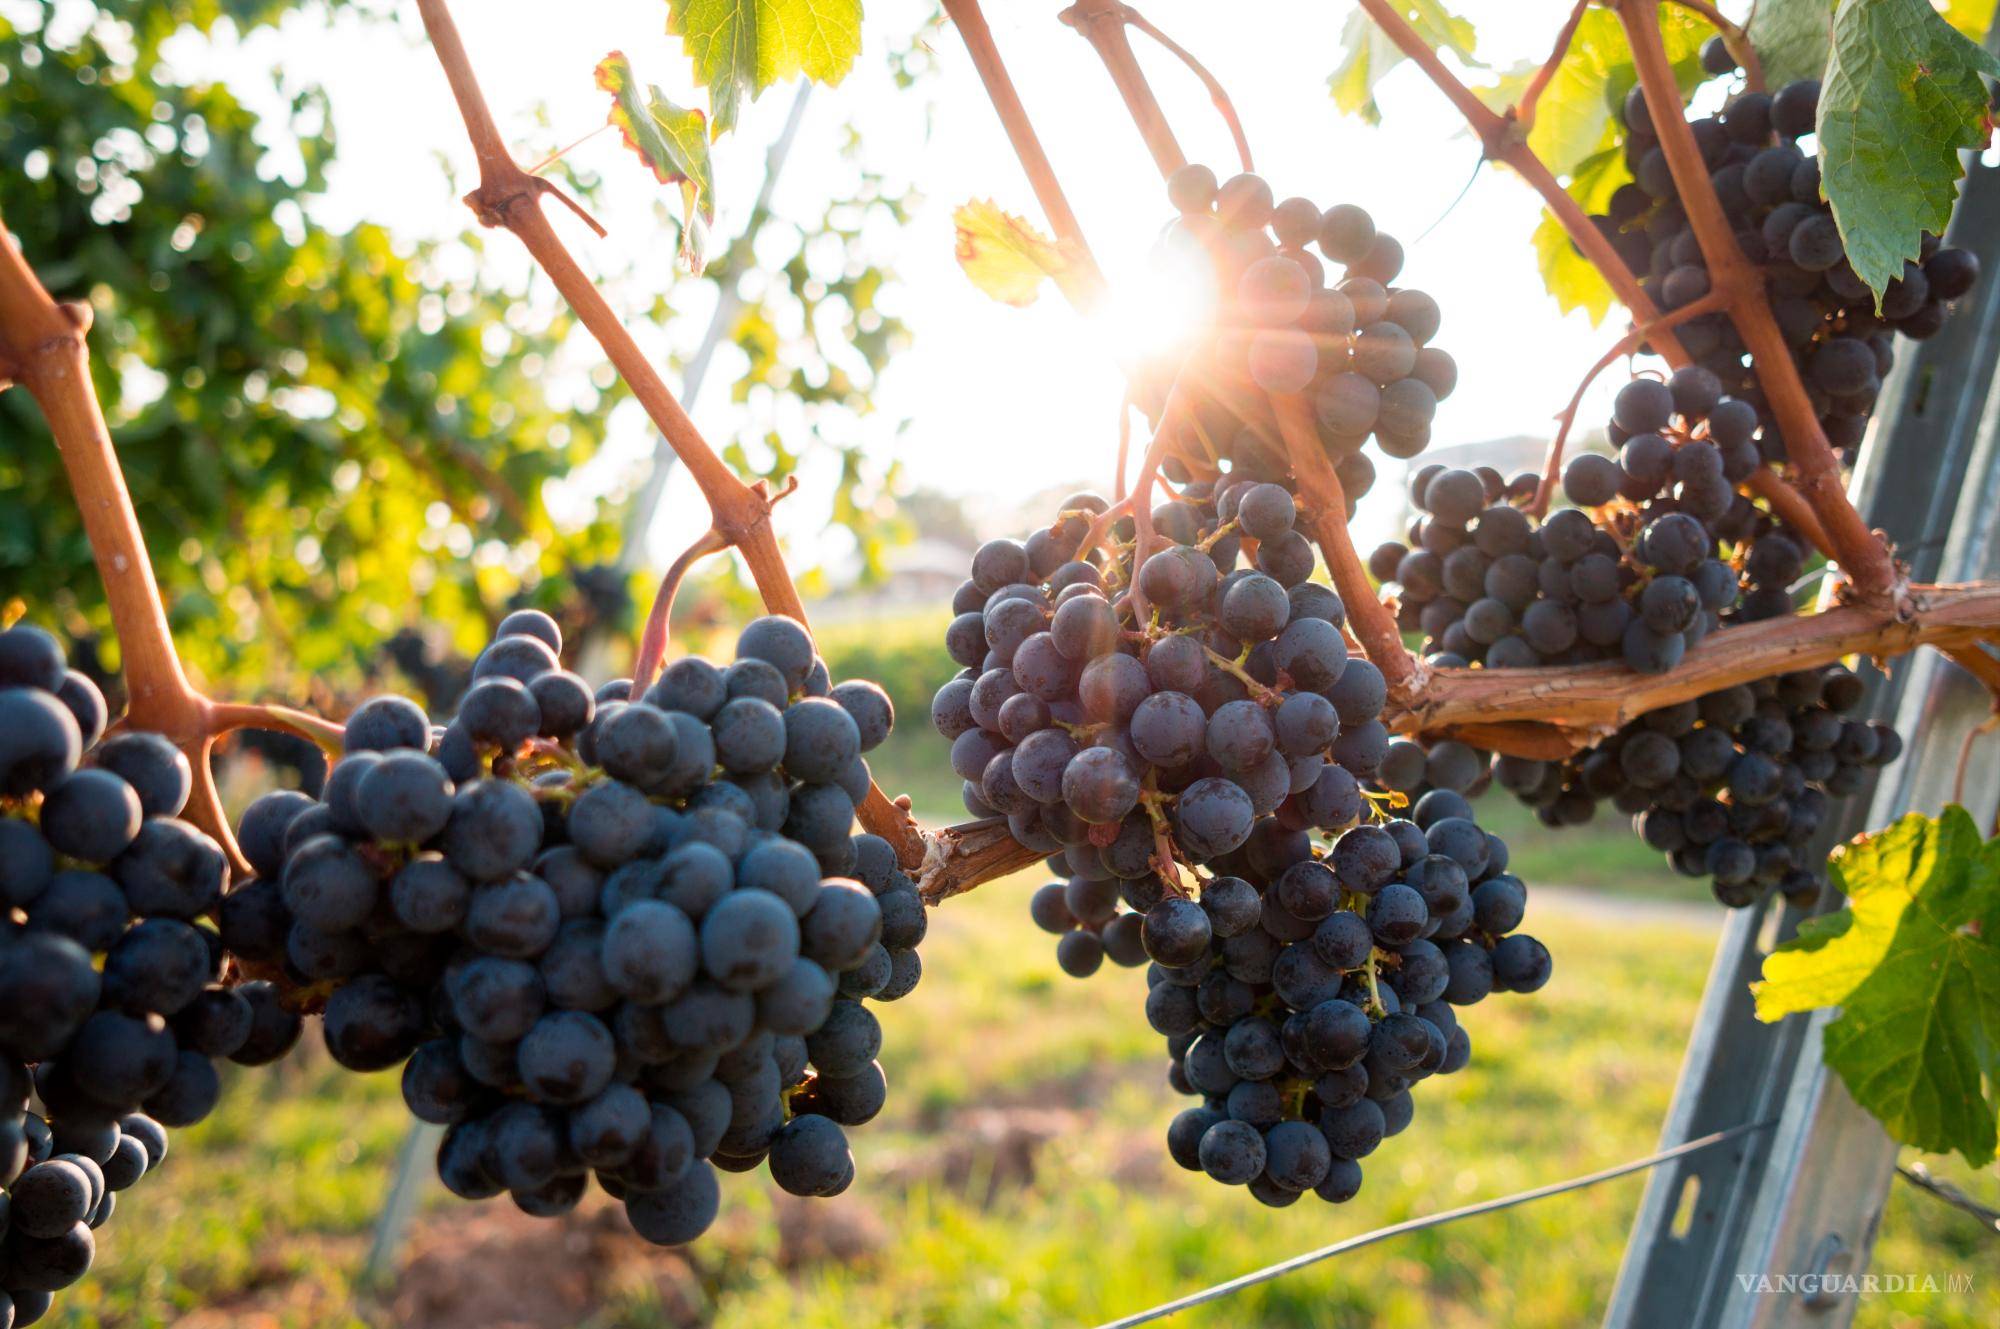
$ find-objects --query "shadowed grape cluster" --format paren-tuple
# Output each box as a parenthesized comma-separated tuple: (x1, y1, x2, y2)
(1501, 664, 1901, 908)
(2, 625, 283, 1327)
(226, 610, 923, 1248)
(1369, 435, 1908, 909)
(937, 471, 1547, 1207)
(1593, 65, 1981, 463)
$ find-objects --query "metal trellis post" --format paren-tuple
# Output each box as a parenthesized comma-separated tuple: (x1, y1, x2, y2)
(1606, 77, 2000, 1329)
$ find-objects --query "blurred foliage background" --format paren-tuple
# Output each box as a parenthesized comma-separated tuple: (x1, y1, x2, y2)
(0, 0, 921, 711)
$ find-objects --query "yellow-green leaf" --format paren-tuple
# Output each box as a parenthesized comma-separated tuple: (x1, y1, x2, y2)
(1820, 0, 2000, 300)
(1754, 807, 2000, 1167)
(951, 200, 1086, 308)
(596, 51, 715, 272)
(666, 0, 863, 139)
(1533, 143, 1629, 323)
(1481, 7, 1709, 180)
(1940, 0, 2000, 40)
(1329, 1, 1481, 125)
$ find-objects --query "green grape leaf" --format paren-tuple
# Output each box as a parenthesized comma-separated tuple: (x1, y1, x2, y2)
(1753, 807, 2000, 1167)
(665, 0, 863, 139)
(1748, 0, 1838, 88)
(597, 51, 715, 272)
(951, 200, 1089, 307)
(1533, 141, 1627, 322)
(1330, 1, 1481, 125)
(1762, 0, 2000, 84)
(1819, 0, 2000, 300)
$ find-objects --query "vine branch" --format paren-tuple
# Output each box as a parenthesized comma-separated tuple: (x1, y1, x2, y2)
(1112, 4, 1254, 173)
(1392, 582, 2000, 740)
(939, 0, 1106, 303)
(632, 526, 731, 695)
(1267, 391, 1420, 700)
(412, 0, 926, 867)
(1614, 0, 1896, 607)
(1534, 288, 1731, 517)
(1515, 0, 1594, 137)
(1060, 0, 1188, 178)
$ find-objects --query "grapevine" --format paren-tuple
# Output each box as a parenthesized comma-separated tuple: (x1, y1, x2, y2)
(1, 0, 1998, 1316)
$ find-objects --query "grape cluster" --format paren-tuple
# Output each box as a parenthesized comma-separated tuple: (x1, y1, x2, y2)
(1366, 438, 1903, 907)
(227, 610, 924, 1247)
(1594, 66, 1981, 462)
(1500, 663, 1901, 907)
(1377, 387, 1747, 680)
(1371, 427, 1920, 904)
(938, 474, 1548, 1206)
(1148, 166, 1459, 501)
(2, 625, 288, 1326)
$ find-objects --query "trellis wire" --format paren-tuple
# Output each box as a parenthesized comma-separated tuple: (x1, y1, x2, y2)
(1894, 1165, 2000, 1237)
(1094, 1118, 1778, 1329)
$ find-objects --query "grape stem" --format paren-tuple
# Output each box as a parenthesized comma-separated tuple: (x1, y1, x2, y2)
(1951, 711, 2000, 810)
(1745, 468, 1836, 566)
(1059, 0, 1189, 177)
(1137, 782, 1192, 898)
(1613, 0, 1898, 608)
(1097, 3, 1255, 173)
(1513, 0, 1595, 138)
(1198, 642, 1283, 705)
(204, 702, 348, 754)
(1532, 288, 1732, 518)
(1266, 390, 1422, 701)
(938, 0, 1107, 304)
(411, 0, 926, 868)
(0, 217, 270, 876)
(632, 525, 733, 694)
(1124, 375, 1196, 622)
(1349, 0, 1685, 363)
(1114, 389, 1136, 501)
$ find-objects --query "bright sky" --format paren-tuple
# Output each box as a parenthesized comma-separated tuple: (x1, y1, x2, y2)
(167, 0, 1647, 572)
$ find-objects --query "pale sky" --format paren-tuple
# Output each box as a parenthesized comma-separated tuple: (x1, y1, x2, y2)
(160, 0, 1655, 573)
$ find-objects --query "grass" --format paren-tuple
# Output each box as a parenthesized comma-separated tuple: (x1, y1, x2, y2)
(67, 875, 1997, 1329)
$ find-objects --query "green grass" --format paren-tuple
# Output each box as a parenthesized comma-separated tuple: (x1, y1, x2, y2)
(68, 880, 1996, 1329)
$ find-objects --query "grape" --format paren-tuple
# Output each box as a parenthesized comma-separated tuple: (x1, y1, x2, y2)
(354, 751, 454, 844)
(444, 780, 545, 880)
(1562, 454, 1622, 507)
(1174, 778, 1255, 859)
(112, 819, 225, 920)
(1167, 162, 1218, 213)
(0, 625, 67, 692)
(38, 770, 142, 865)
